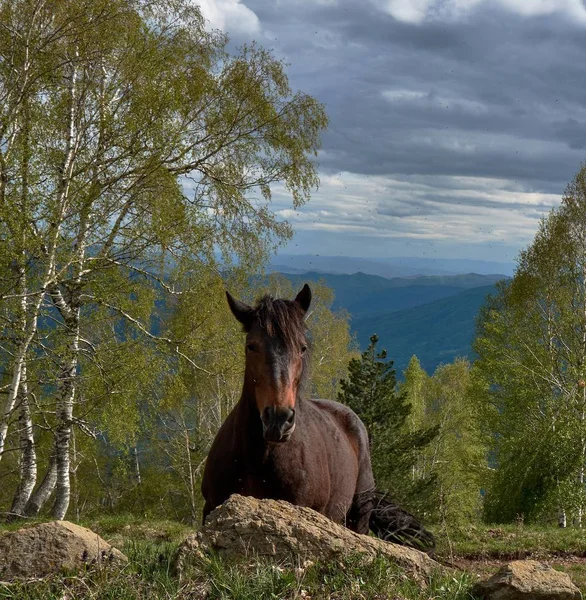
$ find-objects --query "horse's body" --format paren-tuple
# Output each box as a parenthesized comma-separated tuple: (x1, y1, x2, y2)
(202, 285, 434, 552)
(202, 396, 374, 533)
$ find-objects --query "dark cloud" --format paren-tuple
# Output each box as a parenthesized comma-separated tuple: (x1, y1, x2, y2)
(553, 118, 586, 150)
(376, 193, 554, 218)
(243, 0, 586, 192)
(216, 0, 586, 260)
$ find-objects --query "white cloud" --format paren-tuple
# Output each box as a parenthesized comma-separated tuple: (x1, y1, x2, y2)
(375, 0, 586, 24)
(382, 89, 487, 114)
(196, 0, 260, 36)
(382, 90, 428, 102)
(270, 171, 558, 253)
(496, 0, 586, 20)
(381, 0, 435, 24)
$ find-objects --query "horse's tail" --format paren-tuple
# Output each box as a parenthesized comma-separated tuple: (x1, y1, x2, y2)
(369, 490, 436, 555)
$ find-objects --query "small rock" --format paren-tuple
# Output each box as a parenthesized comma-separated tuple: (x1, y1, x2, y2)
(472, 559, 581, 600)
(0, 521, 127, 582)
(174, 494, 442, 587)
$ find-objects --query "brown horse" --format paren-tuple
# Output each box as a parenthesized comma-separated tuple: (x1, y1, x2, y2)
(201, 284, 434, 553)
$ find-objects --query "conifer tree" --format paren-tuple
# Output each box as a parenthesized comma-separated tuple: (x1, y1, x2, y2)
(338, 335, 437, 510)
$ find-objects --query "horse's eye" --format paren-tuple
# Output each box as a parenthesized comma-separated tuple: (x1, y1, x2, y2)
(301, 345, 308, 354)
(246, 343, 257, 352)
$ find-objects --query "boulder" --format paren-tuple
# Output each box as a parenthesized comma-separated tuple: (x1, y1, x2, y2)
(175, 494, 442, 586)
(471, 560, 581, 600)
(0, 520, 127, 582)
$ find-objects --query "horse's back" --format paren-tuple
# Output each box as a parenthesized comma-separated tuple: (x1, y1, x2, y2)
(310, 399, 371, 460)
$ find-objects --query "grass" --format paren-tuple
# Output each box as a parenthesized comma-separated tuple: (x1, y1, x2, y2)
(192, 554, 476, 600)
(2, 517, 586, 599)
(433, 522, 586, 593)
(436, 522, 586, 559)
(0, 539, 180, 599)
(0, 545, 476, 600)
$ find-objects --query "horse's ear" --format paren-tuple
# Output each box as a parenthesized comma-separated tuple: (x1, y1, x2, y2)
(226, 292, 255, 330)
(294, 284, 312, 315)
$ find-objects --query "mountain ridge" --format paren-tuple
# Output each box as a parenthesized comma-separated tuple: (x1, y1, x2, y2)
(273, 271, 505, 376)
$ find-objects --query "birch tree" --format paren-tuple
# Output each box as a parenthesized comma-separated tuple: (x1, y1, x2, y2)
(0, 0, 327, 519)
(475, 163, 586, 524)
(422, 359, 486, 525)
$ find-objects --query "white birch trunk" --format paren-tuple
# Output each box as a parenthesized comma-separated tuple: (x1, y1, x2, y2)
(51, 285, 81, 520)
(183, 422, 197, 525)
(9, 363, 37, 517)
(47, 51, 83, 521)
(0, 48, 78, 462)
(133, 446, 142, 485)
(24, 451, 58, 516)
(0, 294, 42, 462)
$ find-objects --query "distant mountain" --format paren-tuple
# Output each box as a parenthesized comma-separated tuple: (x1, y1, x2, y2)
(270, 271, 505, 376)
(352, 284, 499, 376)
(271, 254, 516, 277)
(270, 255, 442, 277)
(283, 271, 506, 319)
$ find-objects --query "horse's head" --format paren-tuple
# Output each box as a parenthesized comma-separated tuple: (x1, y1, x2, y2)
(226, 284, 311, 444)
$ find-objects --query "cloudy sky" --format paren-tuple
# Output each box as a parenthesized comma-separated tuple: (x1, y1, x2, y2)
(198, 0, 586, 262)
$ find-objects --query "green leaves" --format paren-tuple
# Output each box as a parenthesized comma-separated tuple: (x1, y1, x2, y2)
(0, 0, 328, 518)
(474, 162, 586, 524)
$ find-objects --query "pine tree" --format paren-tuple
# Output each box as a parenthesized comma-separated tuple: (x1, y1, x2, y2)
(338, 335, 438, 510)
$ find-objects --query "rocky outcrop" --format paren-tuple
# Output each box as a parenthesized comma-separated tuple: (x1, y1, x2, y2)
(0, 520, 127, 582)
(175, 494, 442, 586)
(472, 560, 581, 600)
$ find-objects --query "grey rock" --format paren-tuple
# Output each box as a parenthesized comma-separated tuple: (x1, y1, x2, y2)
(175, 494, 443, 587)
(472, 559, 581, 600)
(0, 520, 127, 582)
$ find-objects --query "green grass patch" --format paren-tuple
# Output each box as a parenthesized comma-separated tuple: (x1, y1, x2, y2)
(0, 535, 477, 600)
(0, 518, 48, 533)
(436, 523, 586, 559)
(0, 538, 181, 600)
(183, 553, 477, 600)
(85, 514, 192, 543)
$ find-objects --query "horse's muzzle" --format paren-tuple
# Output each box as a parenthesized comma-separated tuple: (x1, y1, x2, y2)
(261, 406, 296, 443)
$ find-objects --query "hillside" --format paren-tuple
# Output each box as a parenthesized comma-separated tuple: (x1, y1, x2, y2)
(272, 272, 505, 375)
(283, 271, 505, 318)
(352, 284, 498, 375)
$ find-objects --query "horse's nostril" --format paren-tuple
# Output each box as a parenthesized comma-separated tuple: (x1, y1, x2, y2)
(286, 409, 295, 424)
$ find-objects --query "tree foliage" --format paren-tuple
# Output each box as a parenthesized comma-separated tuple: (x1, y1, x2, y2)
(0, 0, 328, 520)
(474, 163, 586, 524)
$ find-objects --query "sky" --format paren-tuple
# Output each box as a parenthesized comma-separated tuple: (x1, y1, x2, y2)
(196, 0, 586, 262)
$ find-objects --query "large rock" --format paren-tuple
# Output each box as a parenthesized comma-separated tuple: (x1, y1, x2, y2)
(175, 494, 442, 586)
(0, 520, 127, 581)
(472, 560, 581, 600)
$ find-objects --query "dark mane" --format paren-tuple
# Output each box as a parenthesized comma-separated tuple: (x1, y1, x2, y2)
(254, 294, 307, 351)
